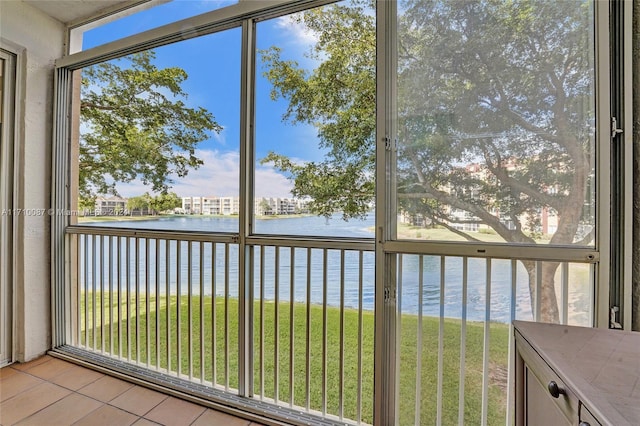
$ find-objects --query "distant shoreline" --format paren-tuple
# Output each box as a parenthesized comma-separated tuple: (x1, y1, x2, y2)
(77, 213, 314, 223)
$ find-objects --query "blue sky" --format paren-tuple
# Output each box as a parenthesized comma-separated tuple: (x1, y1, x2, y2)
(82, 0, 331, 199)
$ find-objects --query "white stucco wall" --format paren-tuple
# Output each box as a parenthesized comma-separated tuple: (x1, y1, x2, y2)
(0, 1, 65, 361)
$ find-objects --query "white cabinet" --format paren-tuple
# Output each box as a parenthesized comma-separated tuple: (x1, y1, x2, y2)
(514, 321, 640, 426)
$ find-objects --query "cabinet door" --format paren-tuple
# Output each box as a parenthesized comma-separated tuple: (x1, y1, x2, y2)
(579, 404, 601, 426)
(526, 368, 571, 425)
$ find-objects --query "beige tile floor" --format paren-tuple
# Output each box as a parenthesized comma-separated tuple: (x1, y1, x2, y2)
(0, 355, 264, 426)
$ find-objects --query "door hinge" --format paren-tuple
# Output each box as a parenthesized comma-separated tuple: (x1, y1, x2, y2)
(383, 136, 397, 151)
(384, 287, 396, 303)
(610, 306, 623, 329)
(611, 117, 623, 139)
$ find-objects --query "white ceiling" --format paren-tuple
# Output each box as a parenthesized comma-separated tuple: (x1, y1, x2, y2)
(24, 0, 144, 25)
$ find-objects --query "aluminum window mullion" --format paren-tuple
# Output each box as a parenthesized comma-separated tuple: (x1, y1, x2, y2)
(0, 50, 16, 364)
(375, 0, 397, 425)
(594, 0, 611, 328)
(237, 17, 255, 398)
(51, 67, 72, 348)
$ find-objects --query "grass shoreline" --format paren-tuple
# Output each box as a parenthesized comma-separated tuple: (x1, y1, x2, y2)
(80, 293, 509, 424)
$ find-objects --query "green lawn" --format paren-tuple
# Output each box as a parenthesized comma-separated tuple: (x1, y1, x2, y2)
(80, 294, 509, 424)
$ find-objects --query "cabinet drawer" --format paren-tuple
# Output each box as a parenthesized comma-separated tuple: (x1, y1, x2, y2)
(517, 336, 581, 424)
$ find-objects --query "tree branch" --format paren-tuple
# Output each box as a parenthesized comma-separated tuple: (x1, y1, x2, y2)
(480, 144, 561, 210)
(430, 216, 483, 242)
(80, 101, 117, 111)
(572, 227, 595, 246)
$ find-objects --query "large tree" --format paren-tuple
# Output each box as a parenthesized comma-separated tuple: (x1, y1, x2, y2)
(80, 50, 220, 198)
(261, 0, 595, 323)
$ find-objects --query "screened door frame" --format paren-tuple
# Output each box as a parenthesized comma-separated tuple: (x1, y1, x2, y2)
(0, 42, 22, 367)
(0, 49, 15, 367)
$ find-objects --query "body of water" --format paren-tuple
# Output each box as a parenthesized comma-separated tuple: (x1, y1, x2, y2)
(80, 215, 591, 325)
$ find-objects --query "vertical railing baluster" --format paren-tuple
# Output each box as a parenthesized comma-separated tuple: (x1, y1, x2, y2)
(100, 235, 105, 353)
(188, 241, 193, 380)
(481, 258, 492, 426)
(511, 260, 517, 322)
(289, 247, 295, 407)
(259, 246, 265, 399)
(561, 262, 569, 325)
(535, 261, 542, 322)
(135, 237, 140, 363)
(458, 257, 468, 426)
(177, 240, 182, 376)
(77, 235, 82, 347)
(415, 255, 424, 426)
(224, 243, 230, 391)
(357, 251, 364, 424)
(92, 234, 97, 351)
(146, 237, 151, 367)
(436, 256, 445, 425)
(200, 241, 205, 382)
(166, 240, 171, 374)
(252, 246, 264, 400)
(117, 236, 122, 359)
(589, 264, 595, 322)
(396, 254, 403, 426)
(339, 250, 345, 420)
(109, 236, 114, 355)
(274, 246, 280, 403)
(321, 248, 328, 416)
(156, 239, 161, 370)
(305, 248, 312, 411)
(212, 243, 217, 385)
(506, 259, 518, 426)
(126, 237, 131, 362)
(83, 234, 89, 348)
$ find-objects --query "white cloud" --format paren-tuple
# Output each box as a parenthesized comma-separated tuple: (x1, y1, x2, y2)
(211, 125, 227, 145)
(115, 148, 294, 198)
(275, 14, 319, 45)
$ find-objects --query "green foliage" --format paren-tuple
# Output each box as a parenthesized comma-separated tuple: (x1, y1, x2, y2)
(80, 51, 220, 198)
(126, 193, 152, 214)
(259, 199, 273, 214)
(259, 0, 376, 219)
(77, 195, 96, 211)
(260, 0, 596, 323)
(260, 0, 594, 246)
(396, 0, 595, 246)
(124, 192, 181, 215)
(150, 192, 181, 213)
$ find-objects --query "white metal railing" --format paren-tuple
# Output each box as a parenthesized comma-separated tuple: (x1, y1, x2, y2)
(249, 242, 374, 423)
(67, 226, 593, 425)
(393, 254, 593, 426)
(71, 228, 239, 389)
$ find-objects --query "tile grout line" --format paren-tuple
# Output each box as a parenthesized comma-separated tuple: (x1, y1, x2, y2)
(3, 358, 259, 426)
(11, 363, 175, 424)
(3, 383, 72, 425)
(189, 409, 209, 426)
